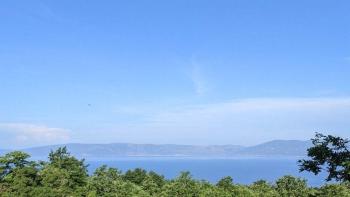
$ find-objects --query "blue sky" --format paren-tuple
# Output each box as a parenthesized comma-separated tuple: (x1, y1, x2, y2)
(1, 0, 350, 148)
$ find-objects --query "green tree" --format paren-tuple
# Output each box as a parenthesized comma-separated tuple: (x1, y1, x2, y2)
(299, 132, 350, 182)
(0, 151, 31, 179)
(147, 171, 165, 188)
(141, 176, 160, 196)
(0, 151, 40, 196)
(87, 165, 150, 197)
(216, 176, 256, 197)
(39, 147, 88, 196)
(87, 165, 123, 196)
(216, 176, 234, 191)
(198, 180, 230, 197)
(230, 185, 256, 197)
(317, 183, 350, 197)
(123, 168, 148, 185)
(249, 180, 278, 197)
(275, 175, 309, 197)
(161, 171, 200, 197)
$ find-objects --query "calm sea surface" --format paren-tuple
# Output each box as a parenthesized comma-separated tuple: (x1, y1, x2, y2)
(87, 157, 327, 186)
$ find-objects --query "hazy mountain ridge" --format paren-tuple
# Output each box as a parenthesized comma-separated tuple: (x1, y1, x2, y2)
(238, 140, 312, 156)
(2, 140, 311, 159)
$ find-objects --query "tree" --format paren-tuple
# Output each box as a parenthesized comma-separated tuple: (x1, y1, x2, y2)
(123, 168, 148, 185)
(299, 132, 350, 182)
(161, 171, 200, 197)
(141, 176, 160, 196)
(0, 151, 40, 197)
(216, 176, 256, 196)
(249, 180, 278, 197)
(216, 176, 234, 191)
(142, 171, 166, 196)
(87, 165, 123, 196)
(0, 151, 31, 179)
(1, 145, 350, 196)
(317, 184, 350, 197)
(275, 175, 309, 197)
(147, 171, 165, 188)
(197, 180, 230, 197)
(39, 147, 88, 196)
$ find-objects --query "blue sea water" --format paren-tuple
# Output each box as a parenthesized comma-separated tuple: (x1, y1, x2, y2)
(87, 157, 327, 186)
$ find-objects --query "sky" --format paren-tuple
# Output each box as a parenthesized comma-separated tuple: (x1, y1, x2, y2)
(1, 0, 350, 148)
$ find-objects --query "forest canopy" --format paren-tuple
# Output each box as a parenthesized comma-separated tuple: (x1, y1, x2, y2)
(0, 134, 350, 197)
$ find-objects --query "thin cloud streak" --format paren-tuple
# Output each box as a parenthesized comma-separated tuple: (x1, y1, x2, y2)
(190, 61, 209, 96)
(131, 97, 350, 145)
(148, 97, 350, 123)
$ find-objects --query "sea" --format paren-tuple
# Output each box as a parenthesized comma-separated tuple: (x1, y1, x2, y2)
(86, 157, 328, 186)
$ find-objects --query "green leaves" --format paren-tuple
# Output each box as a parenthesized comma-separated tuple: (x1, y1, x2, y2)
(0, 151, 31, 179)
(0, 140, 350, 196)
(275, 175, 309, 197)
(216, 176, 234, 191)
(0, 151, 40, 196)
(317, 183, 350, 197)
(38, 146, 89, 196)
(299, 132, 350, 182)
(161, 171, 200, 197)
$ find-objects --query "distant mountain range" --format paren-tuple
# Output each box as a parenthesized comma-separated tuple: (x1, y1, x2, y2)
(0, 140, 312, 160)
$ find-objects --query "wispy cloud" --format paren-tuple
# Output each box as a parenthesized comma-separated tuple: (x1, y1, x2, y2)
(0, 123, 70, 147)
(4, 98, 348, 147)
(149, 98, 350, 122)
(132, 97, 350, 145)
(189, 60, 209, 96)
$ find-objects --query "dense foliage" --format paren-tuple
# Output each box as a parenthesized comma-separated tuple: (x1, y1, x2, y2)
(0, 148, 349, 196)
(299, 133, 350, 182)
(1, 133, 350, 196)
